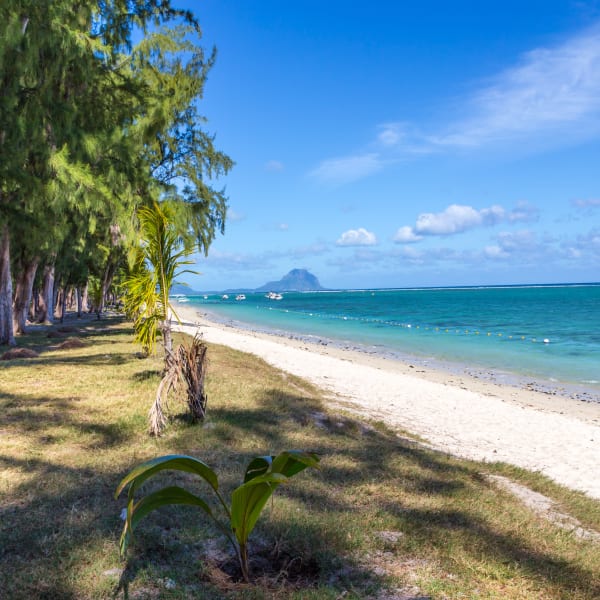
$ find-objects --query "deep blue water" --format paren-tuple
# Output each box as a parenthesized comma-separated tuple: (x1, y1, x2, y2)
(177, 284, 600, 396)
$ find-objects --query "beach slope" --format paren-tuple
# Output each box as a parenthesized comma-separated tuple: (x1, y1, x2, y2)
(174, 305, 600, 500)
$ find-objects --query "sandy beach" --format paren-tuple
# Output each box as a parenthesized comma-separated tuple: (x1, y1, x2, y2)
(174, 303, 600, 500)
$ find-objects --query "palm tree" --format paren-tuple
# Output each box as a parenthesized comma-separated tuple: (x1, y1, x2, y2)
(123, 200, 194, 361)
(123, 200, 208, 435)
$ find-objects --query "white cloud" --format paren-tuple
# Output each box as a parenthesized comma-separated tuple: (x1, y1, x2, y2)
(393, 226, 423, 243)
(564, 227, 600, 260)
(278, 223, 289, 231)
(336, 227, 378, 247)
(397, 246, 424, 261)
(205, 249, 274, 271)
(394, 203, 538, 243)
(414, 204, 502, 236)
(377, 123, 403, 146)
(311, 26, 600, 186)
(265, 160, 284, 172)
(493, 230, 539, 256)
(508, 201, 540, 223)
(291, 241, 330, 258)
(431, 25, 600, 148)
(572, 198, 600, 208)
(227, 209, 246, 222)
(309, 153, 383, 185)
(484, 245, 510, 259)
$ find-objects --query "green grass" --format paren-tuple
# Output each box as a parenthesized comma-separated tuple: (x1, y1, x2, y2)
(1, 315, 599, 599)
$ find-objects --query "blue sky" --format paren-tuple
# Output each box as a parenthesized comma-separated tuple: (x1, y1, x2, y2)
(178, 1, 600, 291)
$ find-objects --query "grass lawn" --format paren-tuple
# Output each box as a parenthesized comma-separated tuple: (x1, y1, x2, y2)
(1, 315, 599, 599)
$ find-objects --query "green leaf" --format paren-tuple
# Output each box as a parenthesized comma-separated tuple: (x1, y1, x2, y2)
(230, 473, 287, 545)
(115, 454, 218, 499)
(271, 451, 321, 478)
(119, 485, 212, 556)
(243, 455, 273, 483)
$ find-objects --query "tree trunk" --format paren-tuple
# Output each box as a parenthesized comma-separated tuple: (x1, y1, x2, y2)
(66, 287, 75, 311)
(162, 319, 174, 368)
(76, 287, 83, 317)
(37, 263, 55, 323)
(12, 257, 39, 335)
(99, 260, 117, 317)
(81, 282, 89, 314)
(53, 279, 61, 320)
(60, 286, 68, 323)
(0, 224, 16, 346)
(31, 288, 39, 321)
(55, 287, 64, 321)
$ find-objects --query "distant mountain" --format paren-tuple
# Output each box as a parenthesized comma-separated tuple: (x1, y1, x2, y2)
(171, 283, 203, 295)
(255, 269, 325, 292)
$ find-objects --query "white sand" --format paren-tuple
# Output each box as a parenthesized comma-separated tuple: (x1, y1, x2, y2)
(174, 305, 600, 500)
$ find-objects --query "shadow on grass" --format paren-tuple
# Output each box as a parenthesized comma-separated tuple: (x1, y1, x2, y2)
(131, 369, 161, 382)
(212, 388, 600, 597)
(2, 316, 135, 363)
(1, 375, 598, 598)
(0, 391, 132, 449)
(0, 453, 124, 598)
(384, 504, 600, 597)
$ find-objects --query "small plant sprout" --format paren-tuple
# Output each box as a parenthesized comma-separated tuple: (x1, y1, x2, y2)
(115, 450, 320, 582)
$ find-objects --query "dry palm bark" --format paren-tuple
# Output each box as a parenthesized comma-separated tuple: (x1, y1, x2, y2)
(149, 335, 208, 436)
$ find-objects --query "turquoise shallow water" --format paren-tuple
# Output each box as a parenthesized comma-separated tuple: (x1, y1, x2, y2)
(178, 284, 600, 398)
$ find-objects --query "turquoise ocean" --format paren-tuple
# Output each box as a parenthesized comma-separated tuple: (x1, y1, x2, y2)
(178, 284, 600, 400)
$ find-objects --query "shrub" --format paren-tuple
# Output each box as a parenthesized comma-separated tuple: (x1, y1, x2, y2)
(115, 450, 320, 582)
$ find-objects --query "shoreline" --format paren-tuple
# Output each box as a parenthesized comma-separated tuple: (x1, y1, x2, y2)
(173, 302, 600, 499)
(187, 302, 600, 405)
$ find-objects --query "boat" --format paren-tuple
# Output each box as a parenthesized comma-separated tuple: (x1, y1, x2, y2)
(235, 294, 246, 301)
(265, 291, 283, 300)
(221, 294, 229, 300)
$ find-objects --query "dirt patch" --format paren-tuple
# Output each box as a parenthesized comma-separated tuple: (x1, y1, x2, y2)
(55, 337, 86, 350)
(198, 537, 322, 593)
(47, 330, 66, 338)
(307, 410, 375, 435)
(361, 550, 433, 600)
(376, 589, 431, 600)
(485, 474, 600, 542)
(56, 326, 78, 333)
(1, 348, 39, 360)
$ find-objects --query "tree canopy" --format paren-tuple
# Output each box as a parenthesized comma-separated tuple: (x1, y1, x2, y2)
(0, 0, 232, 344)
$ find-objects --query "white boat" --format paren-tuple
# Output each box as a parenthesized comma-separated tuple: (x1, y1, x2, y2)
(221, 294, 229, 300)
(265, 291, 283, 300)
(235, 294, 246, 301)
